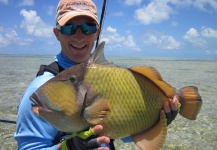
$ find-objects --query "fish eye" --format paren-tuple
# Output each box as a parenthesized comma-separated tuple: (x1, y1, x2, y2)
(69, 75, 77, 83)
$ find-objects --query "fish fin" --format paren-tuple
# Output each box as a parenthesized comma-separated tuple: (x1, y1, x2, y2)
(83, 99, 110, 124)
(177, 86, 202, 120)
(129, 66, 175, 98)
(131, 111, 167, 150)
(89, 41, 114, 65)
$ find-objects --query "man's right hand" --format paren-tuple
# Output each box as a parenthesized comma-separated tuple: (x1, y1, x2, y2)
(59, 125, 110, 150)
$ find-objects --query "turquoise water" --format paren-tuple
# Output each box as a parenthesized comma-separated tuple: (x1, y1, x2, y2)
(0, 55, 216, 150)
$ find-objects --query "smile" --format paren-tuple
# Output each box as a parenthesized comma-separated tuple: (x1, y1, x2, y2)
(71, 44, 86, 49)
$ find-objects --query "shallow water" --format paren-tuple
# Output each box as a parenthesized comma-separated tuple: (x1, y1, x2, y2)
(0, 55, 216, 150)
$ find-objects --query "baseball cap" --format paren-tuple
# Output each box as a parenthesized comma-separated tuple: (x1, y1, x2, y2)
(55, 0, 99, 26)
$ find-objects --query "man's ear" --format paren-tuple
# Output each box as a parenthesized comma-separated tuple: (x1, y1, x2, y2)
(53, 28, 60, 41)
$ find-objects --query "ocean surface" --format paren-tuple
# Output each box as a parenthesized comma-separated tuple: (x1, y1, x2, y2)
(0, 54, 217, 150)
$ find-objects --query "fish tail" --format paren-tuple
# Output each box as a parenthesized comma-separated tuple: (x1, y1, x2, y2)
(176, 86, 202, 120)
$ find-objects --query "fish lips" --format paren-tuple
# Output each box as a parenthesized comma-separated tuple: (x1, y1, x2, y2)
(30, 92, 45, 107)
(30, 91, 64, 116)
(30, 92, 51, 115)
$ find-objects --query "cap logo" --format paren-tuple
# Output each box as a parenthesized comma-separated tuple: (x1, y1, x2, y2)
(66, 2, 96, 13)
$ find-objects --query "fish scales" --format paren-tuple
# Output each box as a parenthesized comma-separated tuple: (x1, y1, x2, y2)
(83, 64, 167, 138)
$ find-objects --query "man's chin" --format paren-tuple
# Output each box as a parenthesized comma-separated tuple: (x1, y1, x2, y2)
(71, 55, 90, 63)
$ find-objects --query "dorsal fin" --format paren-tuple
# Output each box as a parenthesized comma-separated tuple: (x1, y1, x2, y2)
(129, 66, 175, 98)
(89, 41, 113, 65)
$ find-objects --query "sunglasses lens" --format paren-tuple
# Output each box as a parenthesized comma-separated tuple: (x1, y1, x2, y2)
(60, 23, 97, 35)
(81, 23, 97, 35)
(61, 24, 77, 35)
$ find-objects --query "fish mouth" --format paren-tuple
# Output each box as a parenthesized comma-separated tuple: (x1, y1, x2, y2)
(30, 92, 44, 107)
(30, 92, 55, 115)
(30, 92, 45, 115)
(30, 92, 63, 115)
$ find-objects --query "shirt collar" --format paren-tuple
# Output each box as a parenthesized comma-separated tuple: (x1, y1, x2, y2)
(54, 52, 79, 69)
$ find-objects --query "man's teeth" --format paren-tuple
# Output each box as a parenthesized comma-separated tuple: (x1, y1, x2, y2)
(71, 44, 86, 49)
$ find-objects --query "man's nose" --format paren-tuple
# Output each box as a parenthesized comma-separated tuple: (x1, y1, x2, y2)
(73, 28, 84, 42)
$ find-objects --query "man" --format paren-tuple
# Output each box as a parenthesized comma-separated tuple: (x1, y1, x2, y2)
(14, 0, 179, 149)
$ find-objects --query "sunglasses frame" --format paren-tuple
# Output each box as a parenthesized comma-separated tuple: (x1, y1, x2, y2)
(56, 23, 97, 35)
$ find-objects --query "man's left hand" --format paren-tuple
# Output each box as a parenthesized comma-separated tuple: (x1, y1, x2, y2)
(163, 96, 179, 125)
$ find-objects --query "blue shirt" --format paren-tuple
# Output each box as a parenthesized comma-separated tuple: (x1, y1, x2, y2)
(14, 52, 132, 150)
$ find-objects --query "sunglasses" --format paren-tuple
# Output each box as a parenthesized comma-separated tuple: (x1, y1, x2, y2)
(57, 23, 97, 35)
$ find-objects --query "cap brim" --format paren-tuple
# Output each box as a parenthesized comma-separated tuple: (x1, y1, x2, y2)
(58, 11, 99, 26)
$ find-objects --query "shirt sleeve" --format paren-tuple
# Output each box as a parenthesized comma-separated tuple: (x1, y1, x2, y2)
(14, 72, 61, 150)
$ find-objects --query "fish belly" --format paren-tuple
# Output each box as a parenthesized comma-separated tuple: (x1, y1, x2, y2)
(85, 65, 167, 139)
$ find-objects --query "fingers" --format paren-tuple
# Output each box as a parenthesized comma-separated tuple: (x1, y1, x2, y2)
(164, 96, 179, 112)
(91, 125, 104, 135)
(171, 96, 179, 110)
(87, 138, 98, 147)
(163, 101, 171, 113)
(91, 125, 110, 145)
(87, 137, 110, 150)
(164, 96, 179, 125)
(97, 136, 110, 144)
(97, 147, 110, 150)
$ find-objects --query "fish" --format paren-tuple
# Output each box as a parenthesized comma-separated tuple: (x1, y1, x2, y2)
(30, 41, 202, 150)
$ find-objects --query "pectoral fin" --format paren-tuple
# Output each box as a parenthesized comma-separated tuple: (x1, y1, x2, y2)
(131, 111, 167, 150)
(83, 99, 110, 124)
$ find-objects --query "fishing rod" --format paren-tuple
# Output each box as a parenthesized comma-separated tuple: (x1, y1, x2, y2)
(0, 119, 16, 124)
(95, 0, 107, 48)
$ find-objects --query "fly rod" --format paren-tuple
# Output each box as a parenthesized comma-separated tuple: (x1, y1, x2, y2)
(95, 0, 107, 48)
(0, 119, 16, 124)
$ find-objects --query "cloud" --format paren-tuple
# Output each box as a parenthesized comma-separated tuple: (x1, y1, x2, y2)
(0, 0, 9, 5)
(134, 1, 172, 25)
(19, 0, 34, 6)
(101, 26, 140, 51)
(101, 26, 125, 44)
(143, 33, 180, 50)
(46, 5, 56, 16)
(205, 50, 217, 55)
(183, 27, 207, 48)
(134, 0, 217, 25)
(107, 26, 116, 33)
(124, 0, 142, 6)
(171, 21, 178, 27)
(20, 9, 53, 37)
(124, 35, 141, 51)
(201, 26, 217, 38)
(0, 26, 32, 47)
(173, 0, 217, 12)
(184, 28, 199, 39)
(192, 0, 217, 12)
(183, 27, 217, 55)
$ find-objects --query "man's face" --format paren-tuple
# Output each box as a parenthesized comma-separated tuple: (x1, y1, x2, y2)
(54, 16, 100, 63)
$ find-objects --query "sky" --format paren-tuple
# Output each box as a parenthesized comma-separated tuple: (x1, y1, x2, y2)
(0, 0, 217, 58)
